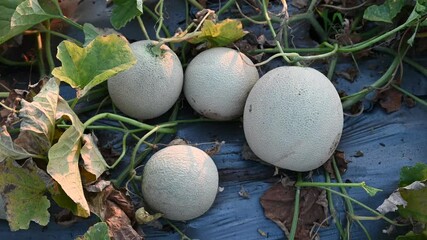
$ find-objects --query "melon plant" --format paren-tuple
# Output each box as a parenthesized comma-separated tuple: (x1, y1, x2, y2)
(141, 145, 219, 221)
(243, 66, 343, 172)
(184, 47, 259, 120)
(108, 40, 183, 120)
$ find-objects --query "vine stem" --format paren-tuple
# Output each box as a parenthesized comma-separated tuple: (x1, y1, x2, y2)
(324, 171, 345, 238)
(392, 84, 427, 107)
(59, 15, 84, 31)
(341, 55, 401, 109)
(186, 0, 204, 10)
(375, 47, 427, 77)
(82, 113, 175, 134)
(289, 173, 302, 240)
(44, 20, 55, 73)
(217, 0, 236, 17)
(0, 55, 35, 66)
(318, 187, 408, 227)
(261, 0, 294, 65)
(136, 16, 150, 40)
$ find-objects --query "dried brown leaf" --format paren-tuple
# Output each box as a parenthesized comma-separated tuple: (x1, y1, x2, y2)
(88, 184, 142, 240)
(375, 87, 403, 113)
(260, 183, 328, 240)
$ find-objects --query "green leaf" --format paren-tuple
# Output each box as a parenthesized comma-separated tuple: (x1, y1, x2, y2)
(0, 0, 26, 44)
(11, 0, 62, 28)
(83, 23, 101, 46)
(80, 133, 108, 183)
(52, 34, 136, 98)
(396, 228, 427, 240)
(76, 222, 110, 240)
(110, 0, 142, 30)
(400, 163, 427, 187)
(188, 19, 247, 47)
(47, 97, 90, 217)
(398, 181, 427, 223)
(0, 159, 51, 231)
(363, 0, 406, 23)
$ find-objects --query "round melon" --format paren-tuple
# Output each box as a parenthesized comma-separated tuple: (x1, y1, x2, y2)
(108, 40, 183, 120)
(141, 145, 219, 221)
(184, 47, 259, 120)
(243, 66, 343, 172)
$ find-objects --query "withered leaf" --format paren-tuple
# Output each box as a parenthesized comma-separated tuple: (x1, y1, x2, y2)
(375, 87, 403, 113)
(88, 184, 142, 240)
(260, 183, 328, 240)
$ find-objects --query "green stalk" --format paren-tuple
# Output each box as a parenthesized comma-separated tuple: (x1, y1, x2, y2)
(341, 56, 401, 109)
(392, 84, 427, 107)
(319, 187, 407, 226)
(332, 157, 354, 240)
(165, 220, 192, 240)
(327, 56, 338, 80)
(261, 0, 294, 64)
(338, 20, 414, 53)
(155, 0, 165, 40)
(289, 173, 302, 240)
(82, 113, 176, 134)
(44, 20, 55, 73)
(112, 103, 180, 187)
(59, 16, 84, 30)
(137, 16, 150, 40)
(325, 171, 345, 238)
(143, 5, 172, 38)
(0, 55, 35, 66)
(0, 92, 9, 98)
(217, 0, 236, 17)
(186, 0, 204, 10)
(375, 47, 427, 77)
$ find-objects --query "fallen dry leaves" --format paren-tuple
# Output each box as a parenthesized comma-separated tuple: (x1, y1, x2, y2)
(260, 182, 328, 239)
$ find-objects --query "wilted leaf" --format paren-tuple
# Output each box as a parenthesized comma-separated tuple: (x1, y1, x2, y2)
(15, 78, 60, 155)
(76, 222, 110, 240)
(110, 0, 142, 30)
(375, 87, 403, 113)
(0, 0, 26, 44)
(398, 181, 427, 222)
(377, 190, 407, 214)
(135, 207, 162, 224)
(81, 133, 108, 184)
(0, 126, 34, 162)
(49, 181, 83, 217)
(188, 19, 247, 47)
(363, 0, 406, 23)
(47, 97, 90, 217)
(0, 159, 51, 231)
(400, 162, 427, 187)
(260, 183, 328, 239)
(52, 34, 136, 98)
(88, 184, 142, 240)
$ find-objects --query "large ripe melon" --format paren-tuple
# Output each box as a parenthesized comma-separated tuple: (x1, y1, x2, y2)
(108, 40, 183, 120)
(243, 66, 343, 172)
(141, 145, 219, 221)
